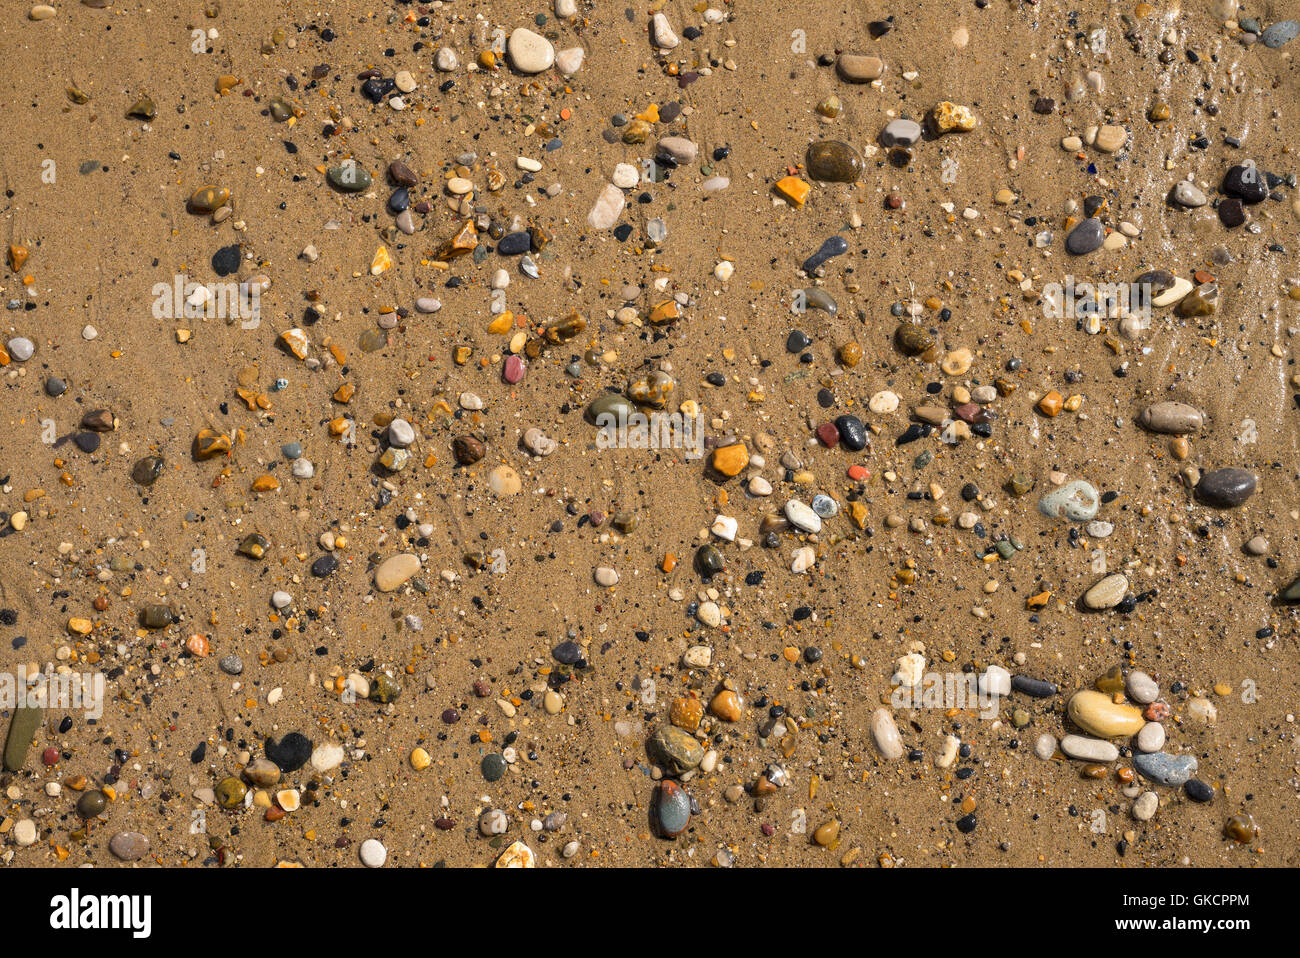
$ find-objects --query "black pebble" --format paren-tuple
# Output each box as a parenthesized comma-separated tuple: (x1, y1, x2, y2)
(835, 415, 867, 451)
(1184, 778, 1213, 803)
(1218, 197, 1246, 227)
(311, 554, 339, 577)
(74, 432, 101, 453)
(212, 245, 240, 276)
(498, 231, 531, 255)
(957, 813, 977, 833)
(785, 329, 811, 353)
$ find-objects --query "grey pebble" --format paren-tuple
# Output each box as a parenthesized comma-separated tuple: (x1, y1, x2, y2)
(1133, 751, 1197, 787)
(218, 654, 244, 675)
(1261, 19, 1298, 48)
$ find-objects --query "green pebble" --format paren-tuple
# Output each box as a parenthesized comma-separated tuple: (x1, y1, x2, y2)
(481, 753, 507, 782)
(3, 705, 43, 772)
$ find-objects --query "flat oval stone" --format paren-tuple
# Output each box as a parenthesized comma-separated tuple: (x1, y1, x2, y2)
(805, 141, 863, 183)
(1067, 689, 1144, 737)
(1059, 734, 1120, 762)
(870, 708, 903, 759)
(653, 780, 692, 836)
(1038, 479, 1100, 522)
(131, 455, 165, 486)
(109, 831, 150, 861)
(1139, 401, 1203, 434)
(327, 162, 372, 192)
(647, 725, 704, 775)
(587, 393, 634, 424)
(1136, 722, 1166, 752)
(1133, 751, 1197, 787)
(1083, 573, 1129, 610)
(881, 118, 922, 147)
(188, 185, 229, 213)
(783, 499, 822, 533)
(1065, 217, 1105, 254)
(375, 553, 420, 592)
(3, 705, 43, 772)
(837, 53, 884, 82)
(1196, 467, 1256, 508)
(1126, 670, 1159, 704)
(1171, 181, 1207, 207)
(1011, 675, 1057, 698)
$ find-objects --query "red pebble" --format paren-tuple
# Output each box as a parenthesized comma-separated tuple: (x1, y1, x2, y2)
(816, 422, 840, 447)
(503, 355, 526, 384)
(1143, 702, 1171, 721)
(847, 464, 870, 481)
(42, 747, 60, 766)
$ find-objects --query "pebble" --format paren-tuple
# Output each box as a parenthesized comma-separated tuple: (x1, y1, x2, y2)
(1068, 690, 1144, 737)
(1065, 218, 1105, 255)
(1196, 468, 1256, 508)
(783, 499, 822, 533)
(588, 184, 626, 229)
(1136, 722, 1166, 753)
(1132, 791, 1159, 821)
(1083, 573, 1129, 610)
(375, 553, 420, 592)
(1038, 480, 1100, 522)
(359, 838, 388, 867)
(1033, 733, 1058, 760)
(870, 708, 904, 760)
(653, 781, 692, 836)
(1139, 401, 1203, 434)
(7, 337, 34, 362)
(1125, 671, 1159, 704)
(881, 119, 922, 147)
(837, 54, 884, 82)
(1171, 181, 1208, 207)
(1133, 751, 1198, 787)
(1261, 20, 1299, 47)
(806, 141, 863, 183)
(1059, 734, 1120, 762)
(650, 13, 679, 49)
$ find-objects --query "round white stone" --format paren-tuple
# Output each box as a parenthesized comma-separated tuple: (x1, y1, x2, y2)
(508, 28, 555, 73)
(359, 838, 388, 867)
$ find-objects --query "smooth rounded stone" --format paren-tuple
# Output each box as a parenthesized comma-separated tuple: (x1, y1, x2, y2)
(1068, 689, 1144, 737)
(870, 708, 904, 760)
(77, 789, 107, 818)
(1244, 535, 1269, 556)
(3, 705, 42, 772)
(1171, 181, 1208, 207)
(1065, 217, 1105, 255)
(647, 725, 704, 775)
(291, 458, 314, 479)
(587, 183, 626, 229)
(1139, 401, 1203, 434)
(415, 297, 442, 313)
(1060, 734, 1120, 763)
(327, 162, 372, 192)
(594, 566, 619, 587)
(1134, 751, 1198, 787)
(375, 553, 420, 592)
(1136, 722, 1166, 753)
(13, 819, 37, 847)
(497, 231, 531, 256)
(1011, 675, 1057, 698)
(837, 53, 884, 82)
(489, 465, 522, 496)
(45, 377, 67, 397)
(1125, 670, 1159, 704)
(506, 28, 554, 72)
(481, 752, 507, 782)
(696, 601, 722, 627)
(218, 653, 243, 675)
(74, 432, 101, 454)
(434, 47, 459, 71)
(881, 118, 922, 147)
(1132, 791, 1159, 822)
(1083, 573, 1129, 610)
(359, 838, 387, 868)
(978, 665, 1011, 698)
(387, 418, 415, 448)
(650, 12, 679, 49)
(242, 758, 281, 787)
(835, 415, 867, 451)
(7, 337, 34, 361)
(653, 780, 692, 837)
(1261, 19, 1299, 48)
(452, 435, 486, 465)
(479, 808, 510, 836)
(805, 141, 863, 183)
(1177, 282, 1219, 317)
(556, 47, 585, 75)
(1033, 733, 1058, 760)
(1038, 479, 1100, 522)
(1085, 520, 1114, 538)
(108, 831, 149, 862)
(1093, 124, 1128, 153)
(1196, 468, 1256, 508)
(555, 0, 577, 17)
(657, 136, 698, 164)
(1186, 696, 1218, 725)
(783, 499, 822, 533)
(1184, 778, 1213, 803)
